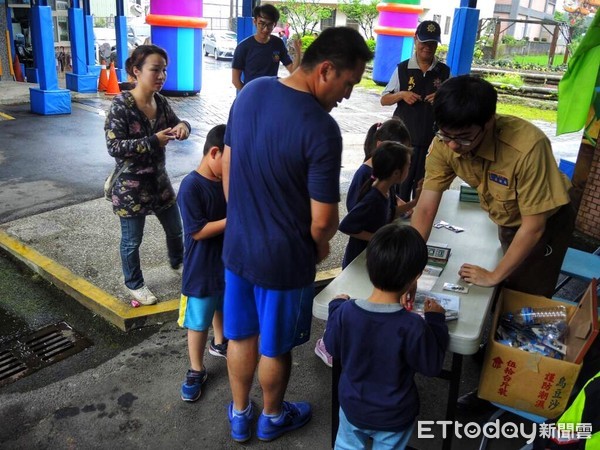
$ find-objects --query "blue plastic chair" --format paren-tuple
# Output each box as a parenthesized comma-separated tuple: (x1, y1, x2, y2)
(554, 246, 600, 301)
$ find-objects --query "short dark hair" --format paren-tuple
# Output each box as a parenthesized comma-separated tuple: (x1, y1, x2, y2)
(125, 44, 168, 78)
(253, 4, 279, 23)
(301, 27, 373, 72)
(367, 224, 428, 294)
(371, 141, 412, 181)
(363, 118, 411, 161)
(434, 75, 497, 129)
(203, 124, 226, 155)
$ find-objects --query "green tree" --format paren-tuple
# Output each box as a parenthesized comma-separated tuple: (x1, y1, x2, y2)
(338, 0, 379, 40)
(554, 9, 590, 56)
(279, 0, 332, 37)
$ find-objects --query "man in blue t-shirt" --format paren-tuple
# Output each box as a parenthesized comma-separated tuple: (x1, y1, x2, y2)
(231, 4, 301, 90)
(222, 27, 373, 443)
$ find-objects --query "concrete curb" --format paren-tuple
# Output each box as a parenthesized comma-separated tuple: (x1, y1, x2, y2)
(0, 228, 341, 332)
(0, 229, 178, 331)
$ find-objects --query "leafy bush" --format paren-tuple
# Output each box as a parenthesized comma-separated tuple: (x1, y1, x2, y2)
(473, 38, 488, 61)
(94, 17, 107, 27)
(483, 73, 524, 88)
(501, 35, 518, 45)
(366, 38, 376, 54)
(436, 44, 448, 60)
(300, 35, 316, 51)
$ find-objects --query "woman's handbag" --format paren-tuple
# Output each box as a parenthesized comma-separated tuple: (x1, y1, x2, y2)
(104, 160, 131, 201)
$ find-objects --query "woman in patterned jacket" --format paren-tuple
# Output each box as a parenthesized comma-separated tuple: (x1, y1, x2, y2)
(105, 45, 191, 306)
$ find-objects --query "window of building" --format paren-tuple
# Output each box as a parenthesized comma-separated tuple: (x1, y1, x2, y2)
(346, 17, 359, 31)
(433, 14, 441, 24)
(321, 10, 336, 30)
(444, 16, 451, 35)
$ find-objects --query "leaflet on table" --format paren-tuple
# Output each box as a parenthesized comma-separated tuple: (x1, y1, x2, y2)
(412, 291, 460, 321)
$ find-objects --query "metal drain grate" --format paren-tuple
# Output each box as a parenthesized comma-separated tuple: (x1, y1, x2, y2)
(0, 321, 92, 387)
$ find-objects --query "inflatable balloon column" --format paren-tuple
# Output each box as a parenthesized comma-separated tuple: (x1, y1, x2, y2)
(146, 1, 208, 95)
(372, 0, 423, 85)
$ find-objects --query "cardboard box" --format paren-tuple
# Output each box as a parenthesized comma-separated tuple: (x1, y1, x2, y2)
(478, 282, 598, 418)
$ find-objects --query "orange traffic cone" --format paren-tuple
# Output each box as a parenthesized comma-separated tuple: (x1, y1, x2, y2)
(105, 62, 121, 96)
(98, 64, 108, 92)
(13, 54, 24, 82)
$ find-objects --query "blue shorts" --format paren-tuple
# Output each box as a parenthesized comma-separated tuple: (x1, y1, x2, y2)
(223, 269, 314, 357)
(178, 294, 223, 332)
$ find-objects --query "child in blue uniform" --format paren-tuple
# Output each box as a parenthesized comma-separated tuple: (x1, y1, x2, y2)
(316, 124, 416, 367)
(325, 224, 449, 449)
(339, 141, 412, 269)
(346, 118, 418, 218)
(177, 124, 228, 402)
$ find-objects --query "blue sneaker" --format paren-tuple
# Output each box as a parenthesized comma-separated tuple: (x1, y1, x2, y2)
(228, 401, 254, 443)
(257, 401, 312, 441)
(180, 369, 207, 402)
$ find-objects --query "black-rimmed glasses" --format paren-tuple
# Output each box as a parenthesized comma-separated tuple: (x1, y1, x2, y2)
(436, 127, 483, 147)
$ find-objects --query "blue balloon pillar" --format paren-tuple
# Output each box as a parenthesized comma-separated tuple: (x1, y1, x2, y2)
(25, 7, 40, 84)
(372, 1, 423, 85)
(82, 0, 101, 77)
(147, 0, 207, 95)
(29, 3, 71, 115)
(115, 0, 128, 82)
(238, 0, 255, 44)
(66, 0, 99, 92)
(446, 0, 480, 77)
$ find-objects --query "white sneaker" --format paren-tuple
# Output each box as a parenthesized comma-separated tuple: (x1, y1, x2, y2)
(128, 285, 157, 305)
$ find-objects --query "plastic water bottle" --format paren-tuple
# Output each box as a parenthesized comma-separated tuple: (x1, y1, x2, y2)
(507, 306, 567, 325)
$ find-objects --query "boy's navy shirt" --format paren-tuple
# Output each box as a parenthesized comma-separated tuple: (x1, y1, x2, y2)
(177, 171, 226, 298)
(232, 35, 292, 85)
(224, 76, 342, 289)
(339, 187, 391, 268)
(346, 163, 372, 212)
(324, 298, 449, 431)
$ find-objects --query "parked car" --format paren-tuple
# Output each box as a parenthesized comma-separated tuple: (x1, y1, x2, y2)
(203, 30, 237, 60)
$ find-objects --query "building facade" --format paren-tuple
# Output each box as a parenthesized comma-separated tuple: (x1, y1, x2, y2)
(494, 0, 559, 40)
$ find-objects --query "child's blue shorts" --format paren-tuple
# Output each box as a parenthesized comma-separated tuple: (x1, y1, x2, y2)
(178, 294, 223, 332)
(223, 269, 314, 357)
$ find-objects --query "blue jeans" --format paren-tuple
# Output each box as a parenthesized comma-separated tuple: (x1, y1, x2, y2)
(119, 203, 183, 290)
(335, 407, 414, 450)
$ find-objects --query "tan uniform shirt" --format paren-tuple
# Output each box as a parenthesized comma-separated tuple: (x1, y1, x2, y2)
(423, 115, 571, 228)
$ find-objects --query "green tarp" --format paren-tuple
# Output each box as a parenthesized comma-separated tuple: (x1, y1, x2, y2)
(557, 10, 600, 136)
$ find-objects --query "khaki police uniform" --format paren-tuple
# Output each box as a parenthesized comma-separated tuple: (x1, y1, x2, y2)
(424, 115, 575, 297)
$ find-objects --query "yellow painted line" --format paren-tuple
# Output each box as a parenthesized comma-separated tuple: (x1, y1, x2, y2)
(0, 228, 340, 329)
(0, 229, 178, 330)
(0, 111, 15, 120)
